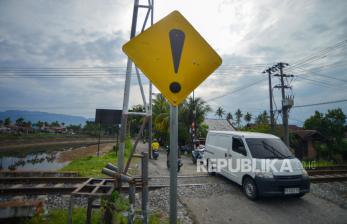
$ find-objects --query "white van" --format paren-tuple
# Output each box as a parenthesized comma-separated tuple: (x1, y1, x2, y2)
(205, 131, 310, 200)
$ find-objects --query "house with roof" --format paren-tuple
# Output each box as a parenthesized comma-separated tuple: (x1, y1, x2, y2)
(204, 118, 235, 131)
(290, 130, 324, 160)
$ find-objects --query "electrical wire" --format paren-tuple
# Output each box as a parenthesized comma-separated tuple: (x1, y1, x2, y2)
(293, 99, 347, 108)
(294, 66, 347, 83)
(290, 39, 347, 69)
(205, 77, 267, 101)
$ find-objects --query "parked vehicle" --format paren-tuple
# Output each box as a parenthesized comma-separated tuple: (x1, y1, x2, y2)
(180, 144, 192, 154)
(166, 146, 183, 172)
(192, 144, 205, 164)
(205, 131, 310, 200)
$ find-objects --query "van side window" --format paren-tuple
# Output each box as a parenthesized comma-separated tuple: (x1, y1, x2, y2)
(232, 137, 247, 156)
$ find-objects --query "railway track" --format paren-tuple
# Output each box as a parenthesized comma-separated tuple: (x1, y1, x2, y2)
(0, 174, 211, 196)
(307, 169, 347, 183)
(0, 170, 346, 196)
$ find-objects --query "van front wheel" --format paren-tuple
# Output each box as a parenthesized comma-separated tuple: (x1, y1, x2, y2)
(243, 177, 258, 200)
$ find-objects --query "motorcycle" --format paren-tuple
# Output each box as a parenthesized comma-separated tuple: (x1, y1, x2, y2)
(152, 149, 159, 160)
(192, 145, 205, 164)
(166, 146, 183, 172)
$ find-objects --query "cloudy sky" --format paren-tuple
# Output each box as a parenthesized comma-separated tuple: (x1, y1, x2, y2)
(0, 0, 346, 125)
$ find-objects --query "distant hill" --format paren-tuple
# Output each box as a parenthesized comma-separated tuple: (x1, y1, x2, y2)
(0, 110, 88, 125)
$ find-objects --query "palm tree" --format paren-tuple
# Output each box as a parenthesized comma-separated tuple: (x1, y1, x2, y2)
(182, 97, 211, 141)
(4, 117, 11, 126)
(226, 112, 233, 121)
(235, 109, 243, 128)
(244, 112, 252, 125)
(152, 94, 170, 134)
(183, 97, 211, 126)
(15, 117, 25, 127)
(215, 106, 225, 119)
(255, 110, 269, 125)
(129, 104, 145, 136)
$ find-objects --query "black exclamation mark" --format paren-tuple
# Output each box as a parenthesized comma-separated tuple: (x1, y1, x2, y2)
(169, 29, 185, 93)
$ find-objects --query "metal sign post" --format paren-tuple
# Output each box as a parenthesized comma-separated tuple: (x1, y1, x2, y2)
(122, 10, 222, 224)
(169, 105, 178, 224)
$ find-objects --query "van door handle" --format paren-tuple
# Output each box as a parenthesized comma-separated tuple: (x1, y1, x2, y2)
(224, 153, 227, 157)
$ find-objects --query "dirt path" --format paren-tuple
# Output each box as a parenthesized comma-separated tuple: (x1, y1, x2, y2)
(57, 143, 115, 162)
(0, 139, 115, 152)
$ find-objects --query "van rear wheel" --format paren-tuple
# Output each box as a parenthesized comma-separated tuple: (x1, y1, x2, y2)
(243, 177, 258, 200)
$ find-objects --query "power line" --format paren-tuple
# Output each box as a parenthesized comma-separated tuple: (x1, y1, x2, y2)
(293, 99, 347, 108)
(0, 69, 269, 78)
(205, 77, 267, 101)
(0, 64, 268, 72)
(294, 75, 337, 89)
(290, 39, 347, 69)
(294, 66, 347, 83)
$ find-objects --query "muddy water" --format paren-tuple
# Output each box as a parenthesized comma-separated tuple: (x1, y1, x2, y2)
(0, 151, 69, 171)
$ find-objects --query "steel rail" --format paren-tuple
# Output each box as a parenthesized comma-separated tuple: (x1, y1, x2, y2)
(0, 183, 207, 196)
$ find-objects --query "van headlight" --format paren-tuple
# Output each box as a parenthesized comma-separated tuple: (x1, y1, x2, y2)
(255, 171, 274, 178)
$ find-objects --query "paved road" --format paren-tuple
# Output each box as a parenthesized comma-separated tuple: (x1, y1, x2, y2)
(136, 143, 347, 224)
(182, 181, 347, 224)
(147, 149, 199, 176)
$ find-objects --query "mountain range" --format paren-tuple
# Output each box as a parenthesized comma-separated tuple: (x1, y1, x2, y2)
(0, 110, 88, 125)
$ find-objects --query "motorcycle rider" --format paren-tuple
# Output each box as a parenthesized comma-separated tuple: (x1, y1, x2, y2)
(151, 139, 160, 159)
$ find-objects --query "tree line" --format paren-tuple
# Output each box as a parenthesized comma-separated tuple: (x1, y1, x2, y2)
(215, 106, 269, 128)
(0, 117, 65, 128)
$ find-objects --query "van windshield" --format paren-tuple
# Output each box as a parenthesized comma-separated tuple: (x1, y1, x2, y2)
(245, 138, 293, 159)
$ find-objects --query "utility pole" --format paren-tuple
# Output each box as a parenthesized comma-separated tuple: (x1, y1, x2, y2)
(262, 67, 275, 133)
(273, 62, 294, 146)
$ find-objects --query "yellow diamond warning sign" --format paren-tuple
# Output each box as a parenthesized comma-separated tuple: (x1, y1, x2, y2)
(122, 10, 222, 106)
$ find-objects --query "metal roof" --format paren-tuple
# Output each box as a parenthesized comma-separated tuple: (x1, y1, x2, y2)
(208, 130, 279, 139)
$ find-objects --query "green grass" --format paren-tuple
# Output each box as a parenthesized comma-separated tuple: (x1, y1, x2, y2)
(24, 192, 165, 224)
(302, 160, 336, 169)
(59, 137, 132, 177)
(59, 151, 118, 177)
(25, 208, 102, 224)
(25, 208, 167, 224)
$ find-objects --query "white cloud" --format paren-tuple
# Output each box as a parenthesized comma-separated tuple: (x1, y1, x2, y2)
(0, 0, 346, 123)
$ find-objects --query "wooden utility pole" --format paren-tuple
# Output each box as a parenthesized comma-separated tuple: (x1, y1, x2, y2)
(273, 62, 293, 146)
(263, 67, 275, 133)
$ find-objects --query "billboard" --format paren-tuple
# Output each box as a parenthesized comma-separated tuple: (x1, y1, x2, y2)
(95, 109, 122, 125)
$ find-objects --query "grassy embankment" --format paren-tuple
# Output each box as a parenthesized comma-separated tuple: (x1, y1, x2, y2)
(27, 148, 167, 224)
(59, 137, 133, 177)
(0, 132, 115, 156)
(26, 208, 163, 224)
